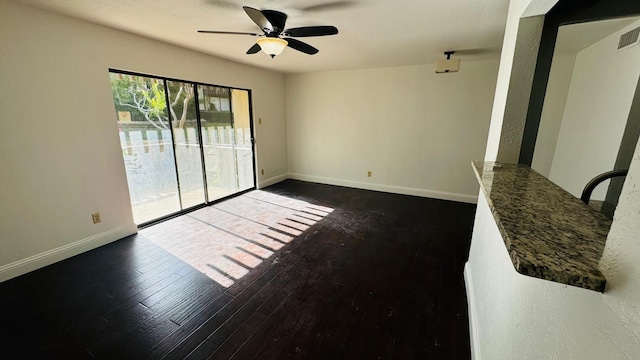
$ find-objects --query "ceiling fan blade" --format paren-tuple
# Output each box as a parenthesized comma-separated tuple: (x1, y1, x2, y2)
(243, 6, 273, 33)
(285, 38, 319, 55)
(246, 43, 261, 54)
(284, 26, 338, 37)
(198, 30, 260, 36)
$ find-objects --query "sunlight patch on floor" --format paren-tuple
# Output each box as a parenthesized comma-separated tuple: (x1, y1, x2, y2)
(140, 190, 334, 287)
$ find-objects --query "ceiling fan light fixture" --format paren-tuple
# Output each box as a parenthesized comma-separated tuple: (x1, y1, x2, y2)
(256, 37, 288, 58)
(199, 7, 335, 57)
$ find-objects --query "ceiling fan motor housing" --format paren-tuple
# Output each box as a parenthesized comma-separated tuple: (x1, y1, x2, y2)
(260, 9, 287, 35)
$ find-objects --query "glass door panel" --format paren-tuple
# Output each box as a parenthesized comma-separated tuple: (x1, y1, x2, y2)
(110, 73, 180, 224)
(198, 85, 237, 201)
(167, 81, 205, 208)
(230, 89, 255, 191)
(111, 71, 256, 225)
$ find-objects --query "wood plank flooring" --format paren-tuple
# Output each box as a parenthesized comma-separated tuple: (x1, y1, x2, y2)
(0, 180, 476, 359)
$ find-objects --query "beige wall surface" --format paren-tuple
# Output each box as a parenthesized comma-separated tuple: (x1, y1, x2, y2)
(285, 60, 499, 203)
(0, 2, 286, 279)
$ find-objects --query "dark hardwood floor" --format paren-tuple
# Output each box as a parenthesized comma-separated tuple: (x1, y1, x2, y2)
(0, 180, 476, 359)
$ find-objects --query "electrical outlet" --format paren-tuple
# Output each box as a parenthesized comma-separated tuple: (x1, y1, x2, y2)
(261, 169, 264, 175)
(258, 118, 262, 125)
(367, 171, 372, 177)
(92, 212, 101, 224)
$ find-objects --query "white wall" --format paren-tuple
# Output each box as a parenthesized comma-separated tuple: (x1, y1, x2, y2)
(467, 1, 640, 359)
(286, 60, 499, 203)
(531, 52, 576, 177)
(598, 133, 640, 357)
(466, 192, 640, 360)
(0, 2, 286, 281)
(484, 0, 545, 161)
(548, 20, 640, 199)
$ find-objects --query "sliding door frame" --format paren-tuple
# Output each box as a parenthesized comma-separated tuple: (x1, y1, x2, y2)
(109, 68, 257, 228)
(162, 79, 184, 210)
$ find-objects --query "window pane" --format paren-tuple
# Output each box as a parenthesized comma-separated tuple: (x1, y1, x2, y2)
(199, 85, 238, 201)
(231, 89, 255, 191)
(110, 73, 180, 224)
(167, 81, 205, 208)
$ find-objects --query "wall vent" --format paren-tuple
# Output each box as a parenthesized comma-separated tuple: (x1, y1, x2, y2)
(617, 27, 640, 51)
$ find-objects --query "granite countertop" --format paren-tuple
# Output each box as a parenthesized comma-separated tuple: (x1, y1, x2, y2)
(473, 161, 611, 292)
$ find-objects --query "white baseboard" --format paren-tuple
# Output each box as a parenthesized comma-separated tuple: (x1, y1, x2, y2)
(287, 173, 478, 203)
(0, 224, 138, 282)
(257, 173, 288, 189)
(464, 263, 481, 360)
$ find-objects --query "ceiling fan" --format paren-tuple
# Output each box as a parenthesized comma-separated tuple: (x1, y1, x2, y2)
(198, 6, 339, 58)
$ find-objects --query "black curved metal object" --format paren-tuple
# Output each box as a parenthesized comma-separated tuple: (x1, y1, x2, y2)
(580, 169, 629, 204)
(284, 26, 338, 37)
(246, 43, 261, 54)
(284, 38, 319, 54)
(260, 9, 288, 34)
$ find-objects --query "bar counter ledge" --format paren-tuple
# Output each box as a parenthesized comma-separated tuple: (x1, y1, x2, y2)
(472, 161, 611, 292)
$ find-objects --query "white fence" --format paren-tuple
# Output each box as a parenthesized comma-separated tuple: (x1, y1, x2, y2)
(118, 126, 254, 206)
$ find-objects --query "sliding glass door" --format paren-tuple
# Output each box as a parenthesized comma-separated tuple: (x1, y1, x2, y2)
(109, 71, 255, 225)
(197, 86, 255, 201)
(231, 89, 255, 192)
(111, 74, 181, 222)
(198, 85, 236, 201)
(167, 81, 206, 209)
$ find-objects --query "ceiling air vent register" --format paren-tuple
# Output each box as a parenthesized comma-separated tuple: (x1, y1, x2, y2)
(617, 26, 640, 51)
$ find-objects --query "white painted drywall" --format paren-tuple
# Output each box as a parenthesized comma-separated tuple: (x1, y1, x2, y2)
(0, 2, 286, 280)
(466, 191, 640, 359)
(285, 60, 499, 203)
(531, 52, 576, 177)
(598, 130, 640, 358)
(548, 20, 640, 199)
(467, 0, 640, 358)
(484, 0, 545, 161)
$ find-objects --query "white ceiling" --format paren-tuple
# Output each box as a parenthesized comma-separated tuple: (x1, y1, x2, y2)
(8, 0, 511, 74)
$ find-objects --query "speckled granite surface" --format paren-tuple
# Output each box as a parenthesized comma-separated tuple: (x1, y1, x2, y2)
(473, 161, 611, 292)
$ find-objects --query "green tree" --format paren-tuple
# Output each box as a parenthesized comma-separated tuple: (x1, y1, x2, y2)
(110, 75, 195, 129)
(111, 76, 169, 130)
(166, 81, 194, 129)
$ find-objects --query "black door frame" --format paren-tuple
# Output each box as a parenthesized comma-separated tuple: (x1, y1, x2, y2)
(108, 68, 257, 228)
(518, 0, 640, 165)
